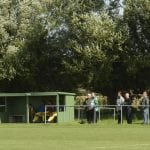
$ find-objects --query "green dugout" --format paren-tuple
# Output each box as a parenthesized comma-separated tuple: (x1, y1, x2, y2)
(0, 92, 75, 123)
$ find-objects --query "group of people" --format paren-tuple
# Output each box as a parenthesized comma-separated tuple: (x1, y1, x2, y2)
(83, 92, 99, 123)
(116, 91, 149, 124)
(29, 91, 149, 124)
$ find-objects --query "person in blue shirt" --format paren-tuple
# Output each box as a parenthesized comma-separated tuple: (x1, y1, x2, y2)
(33, 101, 46, 123)
(38, 102, 45, 112)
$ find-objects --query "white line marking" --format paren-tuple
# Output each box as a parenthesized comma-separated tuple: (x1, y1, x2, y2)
(92, 144, 150, 149)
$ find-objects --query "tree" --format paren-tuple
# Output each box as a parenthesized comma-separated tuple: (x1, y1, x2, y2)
(123, 0, 150, 89)
(0, 0, 126, 92)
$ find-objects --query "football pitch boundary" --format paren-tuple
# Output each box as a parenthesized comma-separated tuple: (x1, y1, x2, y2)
(92, 144, 150, 149)
(0, 123, 150, 150)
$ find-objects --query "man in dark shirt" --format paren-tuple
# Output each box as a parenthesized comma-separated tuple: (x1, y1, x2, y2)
(124, 93, 132, 124)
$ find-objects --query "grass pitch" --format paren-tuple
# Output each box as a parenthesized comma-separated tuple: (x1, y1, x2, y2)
(0, 120, 150, 150)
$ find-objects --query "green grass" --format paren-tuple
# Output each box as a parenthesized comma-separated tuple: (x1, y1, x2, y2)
(0, 120, 150, 150)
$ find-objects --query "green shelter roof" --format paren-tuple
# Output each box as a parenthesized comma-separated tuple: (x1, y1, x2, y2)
(0, 92, 76, 97)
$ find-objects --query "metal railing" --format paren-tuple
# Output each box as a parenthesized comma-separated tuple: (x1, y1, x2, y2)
(44, 104, 150, 124)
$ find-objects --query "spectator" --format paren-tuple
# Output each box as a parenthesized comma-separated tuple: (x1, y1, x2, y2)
(29, 104, 36, 123)
(33, 101, 45, 123)
(141, 91, 149, 124)
(116, 91, 124, 124)
(91, 92, 99, 123)
(124, 93, 132, 124)
(85, 93, 92, 123)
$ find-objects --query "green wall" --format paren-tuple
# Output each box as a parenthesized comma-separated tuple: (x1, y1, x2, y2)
(57, 95, 74, 123)
(0, 113, 7, 123)
(7, 97, 26, 122)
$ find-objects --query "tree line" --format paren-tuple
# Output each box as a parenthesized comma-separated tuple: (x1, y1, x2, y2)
(0, 0, 150, 96)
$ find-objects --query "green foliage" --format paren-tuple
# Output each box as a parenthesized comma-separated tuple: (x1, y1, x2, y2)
(124, 0, 150, 58)
(0, 0, 149, 95)
(122, 0, 150, 89)
(75, 94, 107, 105)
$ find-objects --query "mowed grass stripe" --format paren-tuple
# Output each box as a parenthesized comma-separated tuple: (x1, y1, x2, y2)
(0, 122, 150, 150)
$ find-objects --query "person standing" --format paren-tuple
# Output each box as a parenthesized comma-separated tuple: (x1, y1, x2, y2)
(116, 91, 124, 124)
(141, 91, 149, 124)
(87, 93, 97, 123)
(124, 92, 132, 124)
(92, 92, 99, 123)
(82, 94, 90, 124)
(86, 93, 92, 123)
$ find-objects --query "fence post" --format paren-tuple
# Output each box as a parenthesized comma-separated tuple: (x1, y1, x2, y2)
(99, 107, 101, 122)
(148, 105, 149, 124)
(114, 108, 115, 121)
(121, 105, 123, 124)
(93, 109, 96, 124)
(45, 105, 46, 124)
(78, 108, 80, 121)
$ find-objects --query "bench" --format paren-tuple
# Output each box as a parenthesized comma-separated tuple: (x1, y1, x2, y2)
(9, 115, 25, 123)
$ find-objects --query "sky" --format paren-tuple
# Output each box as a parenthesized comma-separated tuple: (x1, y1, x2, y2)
(105, 0, 124, 15)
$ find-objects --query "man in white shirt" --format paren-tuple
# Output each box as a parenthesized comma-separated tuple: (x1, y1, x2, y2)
(92, 92, 99, 123)
(116, 91, 124, 124)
